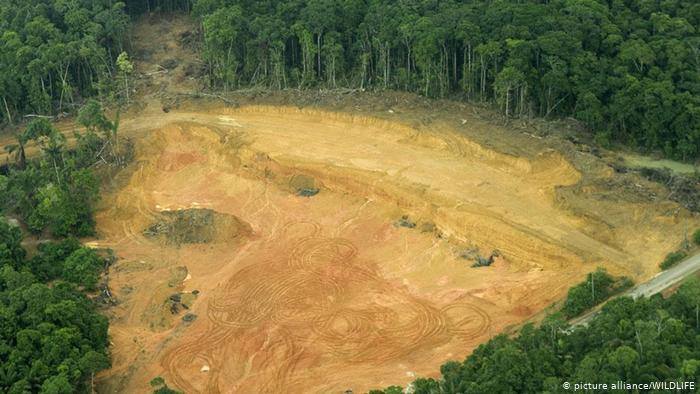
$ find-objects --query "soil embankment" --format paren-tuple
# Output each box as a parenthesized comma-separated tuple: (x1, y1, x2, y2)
(92, 105, 696, 393)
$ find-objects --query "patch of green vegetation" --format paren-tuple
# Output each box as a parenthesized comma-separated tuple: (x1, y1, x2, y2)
(2, 102, 119, 237)
(145, 209, 217, 244)
(28, 238, 105, 291)
(0, 101, 117, 392)
(182, 313, 197, 323)
(123, 0, 191, 15)
(369, 386, 403, 394)
(0, 220, 109, 392)
(396, 215, 416, 229)
(371, 278, 700, 394)
(150, 376, 183, 394)
(460, 248, 500, 268)
(660, 250, 689, 271)
(561, 268, 633, 319)
(471, 255, 494, 268)
(0, 1, 130, 124)
(622, 154, 698, 175)
(167, 290, 197, 315)
(637, 167, 700, 212)
(61, 248, 104, 291)
(298, 187, 320, 197)
(289, 174, 319, 197)
(167, 266, 189, 288)
(693, 229, 700, 247)
(144, 209, 250, 245)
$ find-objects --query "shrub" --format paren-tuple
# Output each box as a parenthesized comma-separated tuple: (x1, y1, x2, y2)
(62, 248, 104, 290)
(693, 229, 700, 246)
(561, 268, 632, 318)
(29, 238, 81, 281)
(151, 377, 183, 394)
(660, 250, 688, 270)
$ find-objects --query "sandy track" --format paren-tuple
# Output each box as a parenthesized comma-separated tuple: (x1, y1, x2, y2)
(92, 106, 695, 393)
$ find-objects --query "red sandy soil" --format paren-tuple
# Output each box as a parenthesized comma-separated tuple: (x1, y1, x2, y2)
(90, 106, 696, 393)
(0, 13, 690, 394)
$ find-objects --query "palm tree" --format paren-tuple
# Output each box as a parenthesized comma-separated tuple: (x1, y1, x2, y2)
(39, 131, 66, 185)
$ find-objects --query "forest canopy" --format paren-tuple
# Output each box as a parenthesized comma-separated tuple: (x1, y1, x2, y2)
(1, 0, 698, 160)
(190, 0, 700, 160)
(0, 101, 117, 392)
(0, 0, 129, 122)
(0, 221, 110, 393)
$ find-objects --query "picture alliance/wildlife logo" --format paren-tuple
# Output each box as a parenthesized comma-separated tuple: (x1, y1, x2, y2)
(564, 381, 696, 391)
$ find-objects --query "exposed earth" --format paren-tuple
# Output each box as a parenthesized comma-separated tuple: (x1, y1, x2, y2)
(91, 102, 696, 393)
(2, 13, 695, 394)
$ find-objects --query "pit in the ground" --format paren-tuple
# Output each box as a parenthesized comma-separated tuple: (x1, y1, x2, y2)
(143, 208, 252, 245)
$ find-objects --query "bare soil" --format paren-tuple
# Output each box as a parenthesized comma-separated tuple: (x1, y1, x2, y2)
(91, 103, 698, 393)
(2, 13, 695, 394)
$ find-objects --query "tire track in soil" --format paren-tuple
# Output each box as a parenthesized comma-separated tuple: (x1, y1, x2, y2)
(161, 327, 234, 393)
(160, 220, 493, 393)
(92, 103, 688, 394)
(442, 302, 492, 341)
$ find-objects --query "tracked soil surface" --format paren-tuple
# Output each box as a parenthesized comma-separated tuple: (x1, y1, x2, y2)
(91, 104, 697, 393)
(0, 13, 679, 394)
(0, 13, 694, 393)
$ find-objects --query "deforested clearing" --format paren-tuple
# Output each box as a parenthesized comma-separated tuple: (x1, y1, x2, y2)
(92, 104, 696, 393)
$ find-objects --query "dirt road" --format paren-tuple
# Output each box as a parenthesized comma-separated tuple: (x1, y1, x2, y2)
(572, 252, 700, 327)
(630, 253, 700, 298)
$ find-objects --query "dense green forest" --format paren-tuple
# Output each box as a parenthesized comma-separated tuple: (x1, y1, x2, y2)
(0, 222, 110, 393)
(123, 0, 193, 15)
(2, 1, 698, 159)
(190, 0, 700, 160)
(0, 0, 129, 122)
(371, 279, 700, 393)
(0, 222, 109, 393)
(0, 102, 118, 392)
